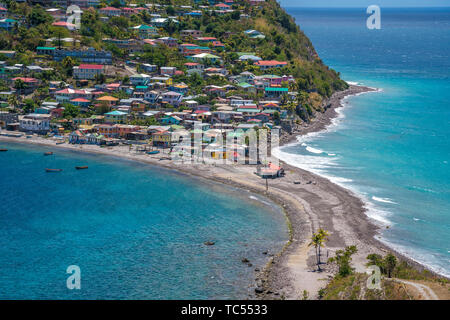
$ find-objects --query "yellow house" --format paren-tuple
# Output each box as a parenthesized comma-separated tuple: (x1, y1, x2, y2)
(152, 130, 171, 147)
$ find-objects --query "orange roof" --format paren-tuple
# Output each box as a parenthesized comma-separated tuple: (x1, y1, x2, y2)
(254, 60, 288, 67)
(97, 96, 118, 101)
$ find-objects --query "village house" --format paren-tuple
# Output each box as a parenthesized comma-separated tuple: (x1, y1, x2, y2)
(97, 95, 119, 107)
(73, 64, 105, 80)
(264, 87, 289, 98)
(181, 29, 203, 39)
(0, 18, 18, 30)
(54, 88, 93, 103)
(160, 91, 183, 106)
(19, 114, 51, 134)
(132, 25, 159, 39)
(53, 48, 112, 64)
(96, 124, 119, 138)
(0, 6, 8, 19)
(254, 60, 288, 70)
(160, 67, 177, 76)
(155, 37, 178, 48)
(152, 130, 172, 147)
(130, 74, 151, 86)
(99, 6, 121, 17)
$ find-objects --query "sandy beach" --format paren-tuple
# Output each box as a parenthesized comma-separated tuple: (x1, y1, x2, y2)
(0, 85, 442, 299)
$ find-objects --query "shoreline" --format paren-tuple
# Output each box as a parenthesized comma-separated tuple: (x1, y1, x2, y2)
(0, 84, 446, 298)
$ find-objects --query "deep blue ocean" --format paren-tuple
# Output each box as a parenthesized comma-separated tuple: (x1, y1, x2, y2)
(278, 7, 450, 276)
(0, 143, 288, 299)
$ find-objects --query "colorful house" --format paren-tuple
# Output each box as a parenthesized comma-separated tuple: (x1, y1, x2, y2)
(254, 60, 288, 70)
(104, 110, 127, 123)
(132, 25, 159, 38)
(99, 7, 121, 17)
(264, 87, 289, 98)
(96, 124, 119, 138)
(73, 64, 105, 80)
(152, 130, 172, 147)
(161, 115, 182, 125)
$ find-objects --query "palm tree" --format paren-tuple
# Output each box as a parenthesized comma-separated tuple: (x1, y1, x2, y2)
(309, 228, 330, 271)
(8, 94, 19, 111)
(384, 253, 397, 278)
(317, 228, 330, 266)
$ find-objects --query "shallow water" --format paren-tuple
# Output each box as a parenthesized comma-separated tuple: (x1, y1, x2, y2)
(0, 142, 288, 299)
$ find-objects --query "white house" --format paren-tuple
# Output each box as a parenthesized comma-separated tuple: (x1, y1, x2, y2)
(19, 114, 51, 134)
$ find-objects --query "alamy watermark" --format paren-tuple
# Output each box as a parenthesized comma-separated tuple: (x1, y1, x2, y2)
(367, 5, 381, 29)
(66, 265, 81, 290)
(66, 5, 81, 30)
(366, 265, 382, 290)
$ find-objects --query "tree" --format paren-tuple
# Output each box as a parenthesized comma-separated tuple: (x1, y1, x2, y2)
(166, 6, 175, 16)
(62, 104, 80, 119)
(366, 253, 384, 274)
(8, 94, 19, 111)
(328, 245, 358, 277)
(273, 111, 280, 124)
(61, 57, 76, 77)
(384, 253, 397, 278)
(309, 228, 329, 271)
(23, 98, 36, 114)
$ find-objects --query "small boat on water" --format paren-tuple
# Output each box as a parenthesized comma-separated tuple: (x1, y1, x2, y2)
(0, 148, 7, 152)
(45, 168, 62, 172)
(147, 150, 160, 155)
(44, 152, 53, 156)
(75, 166, 88, 170)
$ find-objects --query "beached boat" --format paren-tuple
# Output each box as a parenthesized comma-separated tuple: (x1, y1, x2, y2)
(44, 152, 53, 156)
(0, 148, 7, 152)
(75, 166, 88, 170)
(45, 168, 62, 172)
(147, 150, 160, 155)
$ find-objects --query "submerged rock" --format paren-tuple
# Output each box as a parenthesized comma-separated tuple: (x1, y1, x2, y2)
(255, 287, 264, 294)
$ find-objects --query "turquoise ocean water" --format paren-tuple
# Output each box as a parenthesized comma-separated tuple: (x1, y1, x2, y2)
(277, 7, 450, 276)
(0, 142, 288, 299)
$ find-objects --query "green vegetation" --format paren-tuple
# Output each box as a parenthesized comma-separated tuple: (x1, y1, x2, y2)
(328, 245, 358, 277)
(308, 228, 329, 271)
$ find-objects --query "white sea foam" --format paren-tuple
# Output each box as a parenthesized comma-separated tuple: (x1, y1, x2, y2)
(274, 84, 450, 278)
(377, 238, 450, 279)
(372, 196, 397, 204)
(274, 85, 392, 226)
(305, 146, 325, 154)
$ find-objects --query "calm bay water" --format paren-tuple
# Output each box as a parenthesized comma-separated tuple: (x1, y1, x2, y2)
(0, 142, 288, 299)
(278, 7, 450, 276)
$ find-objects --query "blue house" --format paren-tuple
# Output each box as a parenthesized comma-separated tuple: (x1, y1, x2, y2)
(0, 18, 18, 30)
(161, 115, 182, 125)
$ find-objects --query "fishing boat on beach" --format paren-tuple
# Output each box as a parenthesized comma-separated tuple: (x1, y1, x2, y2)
(44, 152, 53, 156)
(45, 168, 62, 172)
(75, 166, 88, 170)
